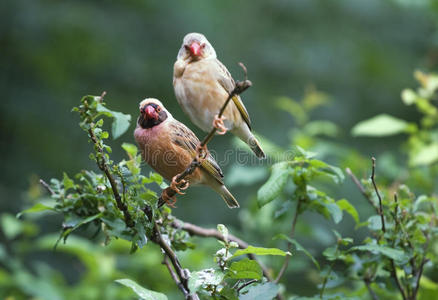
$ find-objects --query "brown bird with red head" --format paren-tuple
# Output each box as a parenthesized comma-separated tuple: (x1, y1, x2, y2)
(134, 98, 239, 208)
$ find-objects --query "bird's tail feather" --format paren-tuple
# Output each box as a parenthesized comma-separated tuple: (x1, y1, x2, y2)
(218, 185, 239, 209)
(249, 135, 266, 159)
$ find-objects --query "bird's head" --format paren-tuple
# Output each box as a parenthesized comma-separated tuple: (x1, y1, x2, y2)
(177, 32, 216, 62)
(138, 98, 171, 129)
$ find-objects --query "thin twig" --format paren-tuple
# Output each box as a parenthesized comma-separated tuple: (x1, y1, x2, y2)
(39, 179, 55, 195)
(152, 220, 199, 300)
(275, 198, 302, 283)
(158, 63, 252, 206)
(390, 260, 407, 300)
(320, 260, 335, 298)
(237, 279, 258, 292)
(364, 279, 379, 300)
(370, 159, 406, 298)
(88, 127, 134, 227)
(162, 255, 189, 298)
(393, 194, 418, 276)
(413, 228, 431, 299)
(413, 258, 428, 299)
(345, 167, 379, 213)
(370, 157, 386, 233)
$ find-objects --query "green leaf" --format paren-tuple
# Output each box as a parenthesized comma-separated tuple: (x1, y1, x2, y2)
(1, 214, 24, 239)
(401, 89, 417, 105)
(96, 104, 131, 139)
(350, 245, 408, 262)
(17, 203, 54, 218)
(257, 162, 290, 207)
(115, 279, 167, 300)
(273, 234, 319, 269)
(219, 286, 239, 300)
(336, 199, 359, 224)
(57, 214, 102, 247)
(188, 269, 224, 292)
(410, 143, 438, 166)
(351, 114, 408, 137)
(217, 224, 229, 243)
(323, 202, 342, 224)
(228, 258, 262, 280)
(63, 172, 75, 191)
(240, 282, 279, 300)
(231, 246, 290, 259)
(111, 111, 131, 139)
(303, 120, 339, 137)
(122, 143, 138, 158)
(367, 215, 382, 231)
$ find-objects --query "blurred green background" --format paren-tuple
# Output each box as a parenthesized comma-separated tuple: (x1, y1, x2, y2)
(1, 0, 437, 299)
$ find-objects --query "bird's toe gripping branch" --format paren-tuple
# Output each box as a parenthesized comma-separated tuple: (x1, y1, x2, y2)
(196, 143, 208, 161)
(213, 115, 227, 135)
(170, 175, 189, 194)
(161, 187, 177, 208)
(159, 176, 190, 208)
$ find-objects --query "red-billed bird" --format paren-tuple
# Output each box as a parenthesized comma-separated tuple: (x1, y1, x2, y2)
(173, 32, 266, 159)
(134, 98, 239, 208)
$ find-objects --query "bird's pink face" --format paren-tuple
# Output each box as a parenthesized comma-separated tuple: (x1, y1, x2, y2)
(185, 40, 206, 58)
(138, 103, 167, 129)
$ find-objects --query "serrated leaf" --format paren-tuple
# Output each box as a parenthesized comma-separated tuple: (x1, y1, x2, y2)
(240, 282, 279, 300)
(336, 199, 359, 224)
(273, 234, 319, 269)
(228, 258, 262, 280)
(257, 162, 290, 207)
(231, 246, 290, 259)
(115, 279, 167, 300)
(351, 114, 408, 137)
(350, 244, 408, 262)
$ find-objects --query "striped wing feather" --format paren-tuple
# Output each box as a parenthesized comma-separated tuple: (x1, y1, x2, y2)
(214, 59, 251, 129)
(169, 121, 224, 184)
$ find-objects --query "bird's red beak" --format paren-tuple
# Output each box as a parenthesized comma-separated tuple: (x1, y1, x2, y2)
(143, 105, 158, 120)
(189, 41, 202, 57)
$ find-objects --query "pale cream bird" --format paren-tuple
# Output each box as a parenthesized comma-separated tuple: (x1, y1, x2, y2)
(173, 32, 266, 159)
(134, 98, 239, 208)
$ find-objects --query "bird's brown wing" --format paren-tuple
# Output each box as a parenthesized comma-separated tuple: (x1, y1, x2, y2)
(214, 59, 251, 129)
(169, 121, 224, 184)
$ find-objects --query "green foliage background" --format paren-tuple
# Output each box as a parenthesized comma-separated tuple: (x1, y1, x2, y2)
(1, 0, 438, 299)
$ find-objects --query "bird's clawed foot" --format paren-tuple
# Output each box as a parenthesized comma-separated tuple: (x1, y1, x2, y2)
(170, 175, 189, 195)
(196, 143, 208, 161)
(213, 115, 227, 135)
(161, 187, 177, 208)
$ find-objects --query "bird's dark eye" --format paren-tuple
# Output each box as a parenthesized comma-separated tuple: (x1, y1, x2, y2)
(201, 43, 206, 48)
(184, 45, 190, 50)
(156, 106, 161, 113)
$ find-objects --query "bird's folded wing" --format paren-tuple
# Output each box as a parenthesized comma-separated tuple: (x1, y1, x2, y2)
(170, 121, 224, 184)
(214, 59, 251, 129)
